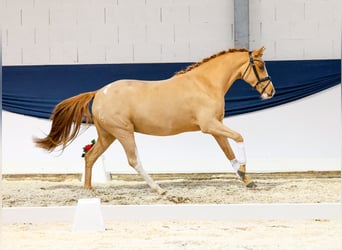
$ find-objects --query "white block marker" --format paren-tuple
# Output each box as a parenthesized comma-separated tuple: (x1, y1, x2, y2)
(72, 198, 105, 232)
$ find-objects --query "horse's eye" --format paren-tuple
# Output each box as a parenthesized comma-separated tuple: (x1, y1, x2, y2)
(258, 64, 265, 71)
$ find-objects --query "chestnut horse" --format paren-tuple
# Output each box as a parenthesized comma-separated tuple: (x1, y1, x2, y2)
(34, 47, 275, 194)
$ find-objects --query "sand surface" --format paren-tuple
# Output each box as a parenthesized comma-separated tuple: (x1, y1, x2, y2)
(2, 220, 341, 250)
(2, 172, 341, 249)
(2, 172, 341, 206)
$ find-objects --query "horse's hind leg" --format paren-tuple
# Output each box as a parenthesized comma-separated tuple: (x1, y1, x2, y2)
(84, 126, 115, 189)
(210, 132, 257, 188)
(117, 131, 166, 195)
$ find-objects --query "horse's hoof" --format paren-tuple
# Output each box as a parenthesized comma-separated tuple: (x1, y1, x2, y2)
(246, 181, 257, 189)
(168, 196, 190, 204)
(237, 170, 245, 179)
(159, 189, 167, 195)
(84, 185, 93, 190)
(152, 187, 167, 195)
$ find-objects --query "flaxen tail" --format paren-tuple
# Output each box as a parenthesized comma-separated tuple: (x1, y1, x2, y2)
(34, 91, 97, 151)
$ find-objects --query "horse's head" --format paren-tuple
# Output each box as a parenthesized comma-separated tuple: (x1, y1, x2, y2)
(241, 47, 275, 99)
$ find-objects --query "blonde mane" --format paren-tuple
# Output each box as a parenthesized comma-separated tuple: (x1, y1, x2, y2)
(176, 48, 248, 75)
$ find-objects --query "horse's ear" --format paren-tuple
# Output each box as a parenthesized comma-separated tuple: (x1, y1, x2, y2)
(253, 47, 265, 57)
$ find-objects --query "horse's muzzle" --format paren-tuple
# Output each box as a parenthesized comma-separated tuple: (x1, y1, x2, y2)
(261, 81, 275, 99)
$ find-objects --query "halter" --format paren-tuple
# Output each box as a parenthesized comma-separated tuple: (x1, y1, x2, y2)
(241, 51, 271, 95)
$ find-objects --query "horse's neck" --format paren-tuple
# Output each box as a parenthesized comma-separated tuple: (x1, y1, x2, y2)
(190, 52, 246, 96)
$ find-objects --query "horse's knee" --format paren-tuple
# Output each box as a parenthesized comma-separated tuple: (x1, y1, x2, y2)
(234, 133, 244, 143)
(200, 122, 244, 143)
(231, 132, 244, 143)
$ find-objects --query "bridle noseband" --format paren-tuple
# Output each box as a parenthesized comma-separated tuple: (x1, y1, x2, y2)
(242, 51, 271, 95)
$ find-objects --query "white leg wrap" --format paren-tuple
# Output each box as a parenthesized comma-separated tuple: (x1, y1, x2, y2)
(230, 158, 240, 173)
(237, 142, 247, 164)
(133, 148, 164, 194)
(134, 164, 158, 189)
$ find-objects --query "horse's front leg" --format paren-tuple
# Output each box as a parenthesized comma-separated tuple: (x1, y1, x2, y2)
(201, 120, 256, 188)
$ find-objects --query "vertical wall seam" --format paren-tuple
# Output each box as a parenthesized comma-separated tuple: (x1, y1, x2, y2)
(76, 48, 79, 63)
(304, 2, 306, 20)
(20, 48, 23, 64)
(117, 25, 120, 43)
(188, 6, 191, 23)
(234, 0, 249, 49)
(20, 9, 23, 26)
(231, 23, 234, 41)
(6, 29, 9, 46)
(48, 8, 51, 25)
(34, 27, 37, 44)
(173, 24, 176, 43)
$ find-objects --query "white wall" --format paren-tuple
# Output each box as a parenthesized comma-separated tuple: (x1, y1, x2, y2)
(2, 0, 341, 65)
(2, 0, 341, 174)
(1, 0, 234, 65)
(250, 0, 341, 60)
(2, 85, 340, 174)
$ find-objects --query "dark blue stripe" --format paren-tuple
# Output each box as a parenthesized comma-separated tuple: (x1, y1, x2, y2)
(2, 60, 341, 119)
